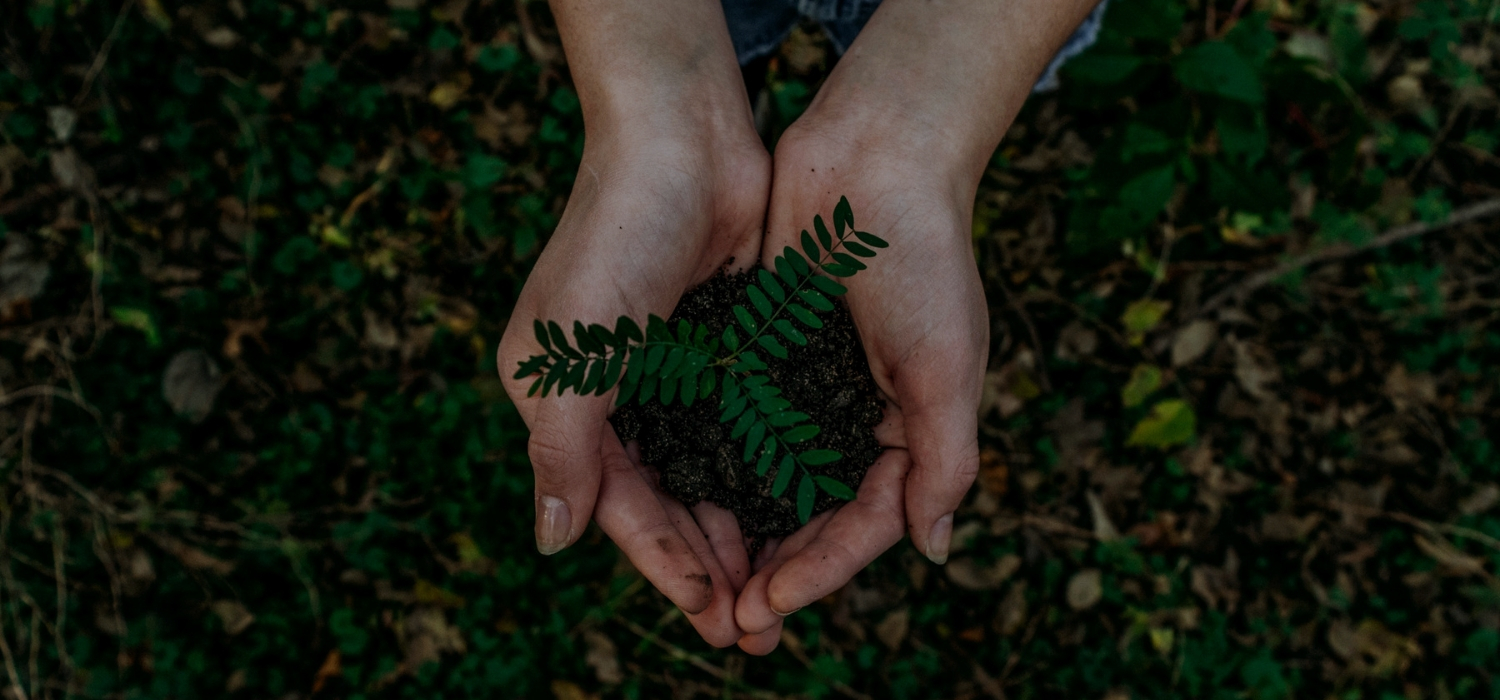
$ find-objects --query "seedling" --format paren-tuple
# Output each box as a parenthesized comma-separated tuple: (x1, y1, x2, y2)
(514, 196, 887, 523)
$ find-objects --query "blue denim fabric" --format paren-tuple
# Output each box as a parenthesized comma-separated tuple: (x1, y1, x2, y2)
(721, 0, 1110, 92)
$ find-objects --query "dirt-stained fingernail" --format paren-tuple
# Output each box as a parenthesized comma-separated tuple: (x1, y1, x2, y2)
(925, 512, 953, 565)
(536, 495, 572, 555)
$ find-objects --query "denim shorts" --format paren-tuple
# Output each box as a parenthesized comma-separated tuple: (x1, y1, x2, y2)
(720, 0, 1109, 92)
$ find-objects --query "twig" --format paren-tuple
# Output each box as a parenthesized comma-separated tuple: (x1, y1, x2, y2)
(0, 520, 29, 700)
(73, 0, 136, 106)
(612, 615, 733, 683)
(1383, 511, 1500, 554)
(1198, 197, 1500, 318)
(1021, 514, 1096, 540)
(51, 523, 73, 693)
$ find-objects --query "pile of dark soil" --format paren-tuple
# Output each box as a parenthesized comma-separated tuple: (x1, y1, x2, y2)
(611, 271, 884, 539)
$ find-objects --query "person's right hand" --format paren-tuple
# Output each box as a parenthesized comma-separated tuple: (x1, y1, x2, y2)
(497, 112, 769, 646)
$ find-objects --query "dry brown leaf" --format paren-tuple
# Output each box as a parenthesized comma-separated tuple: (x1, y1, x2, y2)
(875, 607, 910, 650)
(1413, 535, 1486, 577)
(210, 600, 255, 635)
(156, 535, 235, 575)
(163, 349, 223, 423)
(311, 650, 342, 693)
(1171, 320, 1217, 367)
(1066, 569, 1103, 610)
(364, 309, 400, 350)
(946, 554, 1022, 592)
(1086, 491, 1121, 541)
(976, 448, 1008, 497)
(1055, 320, 1098, 361)
(1231, 338, 1280, 401)
(1383, 365, 1436, 410)
(223, 317, 269, 359)
(203, 26, 239, 48)
(1261, 512, 1321, 541)
(995, 582, 1028, 635)
(550, 680, 594, 700)
(582, 630, 623, 685)
(400, 606, 467, 672)
(1458, 484, 1500, 516)
(0, 238, 50, 308)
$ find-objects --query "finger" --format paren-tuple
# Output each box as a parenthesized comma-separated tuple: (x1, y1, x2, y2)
(895, 350, 982, 566)
(734, 510, 836, 635)
(624, 443, 744, 647)
(764, 449, 909, 616)
(595, 427, 715, 614)
(874, 401, 906, 448)
(692, 501, 751, 592)
(736, 621, 783, 656)
(525, 393, 610, 555)
(659, 495, 743, 647)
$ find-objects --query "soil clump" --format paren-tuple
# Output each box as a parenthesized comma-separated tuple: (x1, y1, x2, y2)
(611, 271, 883, 539)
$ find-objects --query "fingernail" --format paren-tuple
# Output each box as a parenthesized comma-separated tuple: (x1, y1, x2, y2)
(770, 604, 802, 617)
(536, 495, 571, 555)
(925, 513, 953, 565)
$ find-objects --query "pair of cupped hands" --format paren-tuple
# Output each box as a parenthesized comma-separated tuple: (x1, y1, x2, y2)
(496, 92, 989, 653)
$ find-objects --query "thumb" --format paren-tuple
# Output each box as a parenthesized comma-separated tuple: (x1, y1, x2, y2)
(524, 393, 608, 555)
(895, 349, 983, 566)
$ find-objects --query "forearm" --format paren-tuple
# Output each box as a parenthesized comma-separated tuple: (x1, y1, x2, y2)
(802, 0, 1103, 185)
(548, 0, 751, 140)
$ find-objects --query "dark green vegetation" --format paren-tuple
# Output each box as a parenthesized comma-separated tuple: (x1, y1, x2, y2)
(518, 198, 885, 525)
(1, 0, 1498, 698)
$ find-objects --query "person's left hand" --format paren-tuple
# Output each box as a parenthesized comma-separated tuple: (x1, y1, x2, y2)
(730, 114, 990, 654)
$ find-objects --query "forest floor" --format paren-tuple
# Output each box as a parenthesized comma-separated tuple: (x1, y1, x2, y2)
(1, 0, 1499, 698)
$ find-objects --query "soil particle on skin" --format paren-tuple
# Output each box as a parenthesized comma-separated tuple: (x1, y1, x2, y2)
(610, 271, 884, 540)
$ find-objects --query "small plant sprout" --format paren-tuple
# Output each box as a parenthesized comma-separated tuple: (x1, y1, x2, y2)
(513, 196, 888, 523)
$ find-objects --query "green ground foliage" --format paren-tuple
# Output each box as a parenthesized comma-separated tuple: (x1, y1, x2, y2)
(1, 0, 1498, 697)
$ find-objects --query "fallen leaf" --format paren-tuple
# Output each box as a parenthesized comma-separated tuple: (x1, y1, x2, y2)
(202, 27, 239, 48)
(210, 600, 255, 635)
(46, 105, 77, 142)
(223, 318, 269, 359)
(1127, 399, 1197, 449)
(976, 448, 1008, 497)
(1383, 365, 1436, 410)
(1414, 535, 1486, 577)
(1386, 74, 1426, 110)
(162, 350, 223, 423)
(0, 238, 51, 308)
(311, 650, 341, 693)
(364, 309, 400, 350)
(875, 607, 909, 649)
(155, 535, 235, 575)
(400, 606, 467, 672)
(946, 554, 1022, 591)
(413, 579, 466, 608)
(1121, 364, 1163, 408)
(49, 147, 89, 192)
(1171, 320, 1217, 367)
(429, 82, 466, 110)
(1067, 569, 1103, 610)
(1149, 626, 1175, 654)
(1458, 484, 1500, 516)
(550, 680, 592, 700)
(582, 630, 623, 685)
(1261, 512, 1320, 541)
(1055, 320, 1098, 360)
(1086, 491, 1121, 541)
(995, 582, 1027, 635)
(1231, 339, 1280, 401)
(1121, 299, 1171, 345)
